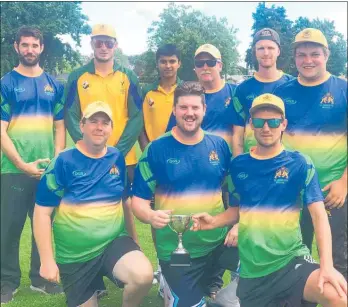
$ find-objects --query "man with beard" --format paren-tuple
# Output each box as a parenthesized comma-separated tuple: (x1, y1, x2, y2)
(274, 28, 347, 280)
(64, 25, 142, 296)
(232, 28, 293, 156)
(1, 26, 65, 304)
(132, 82, 237, 307)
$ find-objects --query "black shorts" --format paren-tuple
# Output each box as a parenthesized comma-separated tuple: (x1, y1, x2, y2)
(58, 236, 140, 307)
(237, 255, 319, 307)
(159, 244, 238, 307)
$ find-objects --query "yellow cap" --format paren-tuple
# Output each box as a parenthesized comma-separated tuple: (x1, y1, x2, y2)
(91, 24, 117, 39)
(195, 44, 221, 59)
(293, 28, 328, 48)
(250, 94, 285, 116)
(83, 101, 113, 120)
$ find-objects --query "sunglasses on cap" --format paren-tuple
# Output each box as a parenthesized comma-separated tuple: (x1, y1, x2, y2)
(194, 59, 220, 68)
(93, 39, 115, 49)
(252, 118, 284, 128)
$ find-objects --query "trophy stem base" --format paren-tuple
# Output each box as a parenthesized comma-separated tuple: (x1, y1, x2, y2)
(170, 252, 191, 267)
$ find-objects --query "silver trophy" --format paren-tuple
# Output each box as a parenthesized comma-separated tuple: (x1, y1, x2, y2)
(168, 215, 192, 267)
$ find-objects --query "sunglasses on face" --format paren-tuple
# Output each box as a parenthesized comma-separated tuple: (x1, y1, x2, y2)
(252, 118, 284, 128)
(93, 39, 115, 49)
(194, 59, 220, 68)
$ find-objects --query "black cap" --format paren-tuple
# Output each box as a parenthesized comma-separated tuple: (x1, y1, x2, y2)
(253, 28, 280, 48)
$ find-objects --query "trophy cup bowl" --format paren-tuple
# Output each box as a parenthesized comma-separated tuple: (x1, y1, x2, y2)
(168, 215, 192, 267)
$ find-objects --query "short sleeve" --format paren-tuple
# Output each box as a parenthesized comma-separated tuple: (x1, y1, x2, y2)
(301, 156, 324, 206)
(53, 82, 65, 121)
(232, 86, 246, 127)
(132, 143, 156, 200)
(36, 155, 65, 207)
(227, 174, 240, 207)
(1, 79, 11, 122)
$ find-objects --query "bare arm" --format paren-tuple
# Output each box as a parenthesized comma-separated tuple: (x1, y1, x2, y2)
(33, 204, 60, 283)
(192, 207, 239, 231)
(54, 120, 66, 156)
(123, 199, 138, 243)
(1, 120, 49, 178)
(231, 125, 245, 157)
(131, 196, 171, 228)
(322, 167, 347, 208)
(138, 128, 150, 152)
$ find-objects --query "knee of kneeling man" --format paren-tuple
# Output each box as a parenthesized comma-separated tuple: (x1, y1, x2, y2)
(326, 293, 347, 307)
(128, 266, 153, 286)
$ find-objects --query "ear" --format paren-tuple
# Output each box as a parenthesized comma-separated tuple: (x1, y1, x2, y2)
(218, 61, 223, 72)
(172, 105, 176, 116)
(80, 121, 84, 134)
(14, 42, 19, 54)
(249, 118, 255, 131)
(40, 44, 44, 53)
(177, 60, 181, 69)
(202, 103, 207, 116)
(281, 118, 288, 131)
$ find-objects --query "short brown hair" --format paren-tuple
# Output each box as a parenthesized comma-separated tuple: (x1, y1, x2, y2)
(174, 81, 205, 106)
(294, 42, 330, 57)
(15, 26, 43, 45)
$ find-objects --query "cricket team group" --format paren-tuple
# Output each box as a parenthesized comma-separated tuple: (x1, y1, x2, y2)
(0, 22, 347, 307)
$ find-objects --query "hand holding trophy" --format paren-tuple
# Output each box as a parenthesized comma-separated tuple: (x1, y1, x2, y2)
(168, 215, 192, 267)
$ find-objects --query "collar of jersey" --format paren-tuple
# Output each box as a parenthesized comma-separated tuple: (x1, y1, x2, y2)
(253, 70, 284, 83)
(171, 127, 204, 145)
(249, 145, 285, 160)
(13, 67, 44, 78)
(297, 72, 331, 87)
(204, 80, 225, 94)
(76, 142, 107, 159)
(87, 59, 121, 75)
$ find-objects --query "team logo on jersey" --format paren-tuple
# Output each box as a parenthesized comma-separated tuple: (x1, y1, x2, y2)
(73, 170, 86, 177)
(120, 80, 126, 94)
(274, 166, 289, 183)
(224, 97, 231, 108)
(14, 87, 25, 93)
(209, 150, 220, 165)
(147, 97, 155, 107)
(246, 94, 256, 101)
(284, 98, 297, 105)
(44, 84, 54, 96)
(82, 81, 90, 89)
(320, 93, 334, 108)
(237, 172, 248, 180)
(166, 158, 180, 165)
(109, 165, 120, 178)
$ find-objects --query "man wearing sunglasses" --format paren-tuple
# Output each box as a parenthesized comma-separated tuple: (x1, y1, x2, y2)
(274, 28, 347, 281)
(192, 93, 347, 307)
(231, 28, 293, 157)
(64, 24, 143, 296)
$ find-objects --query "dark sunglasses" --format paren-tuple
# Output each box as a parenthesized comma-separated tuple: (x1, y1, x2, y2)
(252, 118, 284, 128)
(194, 59, 220, 68)
(93, 39, 115, 49)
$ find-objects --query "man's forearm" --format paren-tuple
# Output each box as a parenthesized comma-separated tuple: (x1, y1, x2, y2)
(131, 196, 153, 224)
(33, 206, 55, 264)
(212, 207, 239, 228)
(232, 126, 245, 157)
(123, 199, 138, 243)
(138, 128, 150, 152)
(309, 202, 333, 268)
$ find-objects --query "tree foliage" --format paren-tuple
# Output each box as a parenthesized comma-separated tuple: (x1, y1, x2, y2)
(0, 2, 90, 77)
(147, 3, 240, 81)
(128, 51, 157, 84)
(246, 3, 347, 76)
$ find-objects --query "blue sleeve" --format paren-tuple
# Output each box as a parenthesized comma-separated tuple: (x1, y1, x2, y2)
(228, 159, 240, 207)
(1, 77, 11, 122)
(232, 86, 246, 127)
(53, 81, 65, 121)
(132, 144, 156, 200)
(301, 156, 324, 206)
(36, 155, 65, 207)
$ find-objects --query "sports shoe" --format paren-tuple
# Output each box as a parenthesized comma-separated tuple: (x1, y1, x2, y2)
(30, 281, 63, 294)
(1, 286, 18, 304)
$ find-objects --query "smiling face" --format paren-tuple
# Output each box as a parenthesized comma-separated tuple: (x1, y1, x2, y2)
(157, 55, 181, 80)
(173, 95, 206, 137)
(250, 108, 287, 148)
(194, 53, 222, 86)
(91, 35, 117, 63)
(295, 43, 328, 83)
(254, 40, 280, 69)
(80, 112, 112, 147)
(14, 36, 44, 67)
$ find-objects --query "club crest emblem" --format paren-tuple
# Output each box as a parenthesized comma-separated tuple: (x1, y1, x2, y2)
(44, 84, 54, 96)
(320, 93, 334, 108)
(109, 165, 120, 178)
(209, 150, 219, 165)
(148, 98, 155, 107)
(274, 166, 289, 183)
(260, 29, 272, 37)
(302, 30, 312, 39)
(82, 81, 90, 89)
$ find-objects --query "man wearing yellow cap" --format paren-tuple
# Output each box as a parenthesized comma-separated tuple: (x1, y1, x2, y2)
(34, 101, 153, 307)
(192, 93, 347, 307)
(231, 28, 294, 157)
(63, 24, 142, 270)
(193, 44, 240, 300)
(274, 28, 347, 280)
